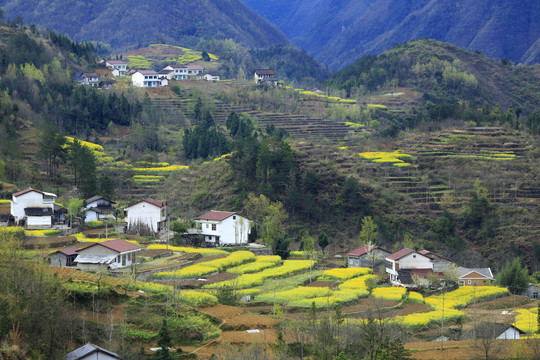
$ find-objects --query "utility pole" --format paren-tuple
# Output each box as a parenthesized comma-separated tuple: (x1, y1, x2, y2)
(440, 289, 445, 351)
(310, 252, 313, 283)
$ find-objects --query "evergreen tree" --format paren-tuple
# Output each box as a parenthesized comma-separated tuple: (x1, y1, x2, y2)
(155, 319, 172, 360)
(496, 257, 529, 294)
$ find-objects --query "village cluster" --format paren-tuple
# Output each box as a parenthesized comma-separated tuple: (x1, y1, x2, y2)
(77, 58, 280, 88)
(3, 186, 538, 301)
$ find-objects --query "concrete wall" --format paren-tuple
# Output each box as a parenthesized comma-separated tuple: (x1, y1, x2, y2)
(125, 202, 165, 232)
(398, 253, 433, 270)
(200, 215, 250, 245)
(11, 191, 54, 222)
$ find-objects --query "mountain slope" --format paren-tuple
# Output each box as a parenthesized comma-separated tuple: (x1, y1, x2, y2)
(243, 0, 540, 69)
(0, 0, 289, 51)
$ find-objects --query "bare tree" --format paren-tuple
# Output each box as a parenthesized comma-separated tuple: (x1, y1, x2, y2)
(472, 322, 507, 360)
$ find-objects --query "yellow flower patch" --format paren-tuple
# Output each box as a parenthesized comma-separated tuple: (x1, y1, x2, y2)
(321, 267, 372, 281)
(358, 150, 413, 167)
(372, 287, 407, 301)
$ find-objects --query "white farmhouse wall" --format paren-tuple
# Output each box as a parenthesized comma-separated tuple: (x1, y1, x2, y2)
(27, 215, 52, 227)
(132, 72, 145, 87)
(199, 215, 250, 245)
(497, 327, 520, 340)
(398, 253, 433, 270)
(125, 203, 164, 232)
(85, 210, 99, 222)
(11, 191, 54, 222)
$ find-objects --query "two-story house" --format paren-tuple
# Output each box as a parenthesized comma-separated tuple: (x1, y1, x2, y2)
(254, 69, 275, 84)
(85, 196, 116, 223)
(124, 198, 167, 234)
(187, 64, 204, 77)
(347, 245, 391, 270)
(195, 210, 251, 246)
(386, 248, 435, 287)
(77, 73, 99, 87)
(132, 70, 164, 87)
(163, 65, 188, 80)
(418, 250, 452, 272)
(11, 188, 57, 227)
(105, 60, 128, 77)
(75, 239, 142, 271)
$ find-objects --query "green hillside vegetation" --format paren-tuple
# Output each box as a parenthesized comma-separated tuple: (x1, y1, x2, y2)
(0, 0, 289, 51)
(244, 0, 540, 70)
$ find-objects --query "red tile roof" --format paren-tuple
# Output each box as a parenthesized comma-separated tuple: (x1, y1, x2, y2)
(13, 187, 43, 197)
(255, 69, 275, 76)
(56, 247, 79, 256)
(82, 239, 141, 253)
(126, 198, 167, 209)
(418, 250, 452, 262)
(198, 210, 237, 221)
(347, 245, 390, 257)
(386, 248, 415, 261)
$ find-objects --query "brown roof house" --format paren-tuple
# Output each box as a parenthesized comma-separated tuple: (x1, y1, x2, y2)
(11, 187, 61, 228)
(65, 343, 123, 360)
(347, 245, 391, 270)
(385, 248, 439, 288)
(50, 247, 79, 267)
(124, 198, 168, 235)
(457, 267, 493, 286)
(195, 210, 251, 246)
(75, 239, 142, 271)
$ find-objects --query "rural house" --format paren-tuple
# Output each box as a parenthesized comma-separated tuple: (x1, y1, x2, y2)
(124, 198, 168, 234)
(203, 73, 220, 81)
(347, 245, 391, 269)
(187, 64, 204, 77)
(105, 60, 128, 77)
(195, 210, 251, 246)
(418, 250, 452, 272)
(85, 196, 116, 223)
(49, 247, 78, 267)
(77, 72, 99, 87)
(254, 69, 275, 83)
(65, 343, 123, 360)
(457, 267, 493, 286)
(522, 283, 539, 299)
(132, 70, 165, 87)
(10, 188, 60, 227)
(386, 248, 436, 287)
(163, 64, 189, 80)
(75, 239, 142, 271)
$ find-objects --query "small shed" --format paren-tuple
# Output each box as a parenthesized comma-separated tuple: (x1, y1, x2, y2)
(50, 248, 79, 267)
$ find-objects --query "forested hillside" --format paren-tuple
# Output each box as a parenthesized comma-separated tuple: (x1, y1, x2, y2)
(243, 0, 540, 69)
(0, 0, 289, 51)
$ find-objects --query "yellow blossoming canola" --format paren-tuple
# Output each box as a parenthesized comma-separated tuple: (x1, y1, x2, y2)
(25, 229, 60, 236)
(228, 255, 281, 274)
(358, 150, 413, 167)
(147, 244, 228, 255)
(372, 287, 407, 301)
(204, 260, 313, 289)
(152, 251, 255, 280)
(367, 104, 388, 110)
(321, 267, 372, 281)
(258, 286, 332, 304)
(132, 164, 189, 173)
(0, 199, 10, 204)
(515, 308, 538, 334)
(407, 291, 424, 303)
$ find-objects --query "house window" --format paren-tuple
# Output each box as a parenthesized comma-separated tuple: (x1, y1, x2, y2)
(533, 292, 538, 299)
(413, 255, 416, 258)
(233, 216, 236, 220)
(212, 224, 217, 231)
(468, 280, 472, 285)
(458, 281, 464, 286)
(206, 224, 209, 228)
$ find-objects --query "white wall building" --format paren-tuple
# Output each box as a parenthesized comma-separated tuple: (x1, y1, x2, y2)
(10, 188, 57, 227)
(163, 65, 188, 80)
(124, 198, 167, 233)
(105, 60, 128, 77)
(132, 70, 162, 87)
(203, 74, 220, 81)
(78, 73, 99, 86)
(385, 248, 434, 285)
(75, 239, 142, 271)
(84, 196, 116, 223)
(195, 210, 251, 246)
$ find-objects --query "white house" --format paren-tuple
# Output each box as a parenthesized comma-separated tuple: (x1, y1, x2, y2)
(105, 60, 128, 77)
(385, 248, 434, 286)
(203, 73, 220, 81)
(124, 198, 167, 233)
(85, 196, 116, 223)
(11, 188, 57, 227)
(66, 343, 123, 360)
(195, 210, 251, 246)
(158, 69, 175, 80)
(132, 70, 162, 87)
(163, 65, 188, 80)
(78, 73, 99, 87)
(347, 245, 391, 269)
(187, 64, 204, 77)
(75, 239, 142, 271)
(418, 250, 452, 272)
(254, 69, 275, 83)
